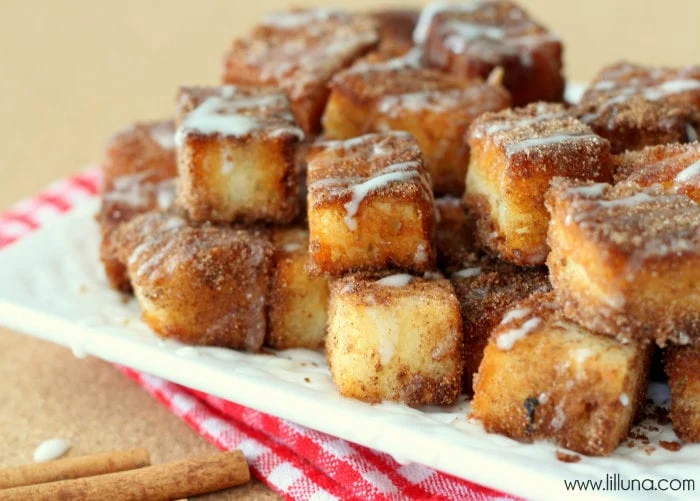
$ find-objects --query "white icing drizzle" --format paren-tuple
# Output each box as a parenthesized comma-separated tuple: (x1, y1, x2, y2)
(496, 317, 541, 350)
(283, 242, 302, 253)
(642, 79, 700, 100)
(343, 161, 421, 231)
(482, 109, 569, 136)
(538, 392, 549, 404)
(261, 8, 342, 29)
(376, 274, 414, 287)
(176, 88, 303, 146)
(156, 179, 177, 210)
(33, 438, 71, 462)
(687, 124, 699, 142)
(596, 192, 656, 208)
(506, 133, 601, 154)
(571, 183, 608, 198)
(413, 1, 485, 44)
(675, 160, 700, 184)
(500, 307, 531, 326)
(551, 404, 566, 430)
(414, 244, 429, 264)
(150, 122, 176, 150)
(453, 267, 481, 278)
(176, 346, 200, 358)
(619, 393, 630, 407)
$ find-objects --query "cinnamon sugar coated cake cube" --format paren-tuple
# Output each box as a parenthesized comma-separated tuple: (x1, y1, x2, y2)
(222, 8, 378, 133)
(546, 179, 700, 344)
(665, 345, 700, 443)
(577, 62, 700, 153)
(464, 103, 612, 265)
(326, 273, 462, 406)
(98, 120, 178, 291)
(472, 292, 651, 456)
(370, 8, 419, 55)
(110, 212, 273, 351)
(450, 258, 550, 392)
(414, 1, 565, 106)
(176, 86, 304, 224)
(323, 51, 511, 195)
(267, 228, 329, 350)
(613, 142, 700, 203)
(434, 196, 478, 273)
(306, 132, 436, 275)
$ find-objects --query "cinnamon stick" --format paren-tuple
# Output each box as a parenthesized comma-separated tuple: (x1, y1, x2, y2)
(0, 448, 150, 489)
(0, 450, 249, 501)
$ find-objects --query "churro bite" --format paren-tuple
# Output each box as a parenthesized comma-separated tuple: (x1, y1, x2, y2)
(472, 293, 651, 456)
(414, 1, 564, 106)
(111, 212, 273, 351)
(176, 86, 304, 224)
(306, 132, 436, 276)
(267, 228, 329, 350)
(370, 8, 419, 55)
(450, 258, 550, 393)
(323, 50, 510, 195)
(98, 120, 178, 292)
(613, 142, 700, 203)
(326, 273, 462, 406)
(546, 178, 700, 344)
(665, 345, 700, 443)
(222, 8, 378, 133)
(434, 196, 479, 273)
(577, 62, 700, 153)
(464, 103, 613, 266)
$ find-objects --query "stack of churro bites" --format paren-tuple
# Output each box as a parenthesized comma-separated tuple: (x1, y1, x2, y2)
(97, 1, 700, 455)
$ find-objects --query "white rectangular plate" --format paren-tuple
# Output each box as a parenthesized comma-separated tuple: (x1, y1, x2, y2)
(1, 199, 698, 501)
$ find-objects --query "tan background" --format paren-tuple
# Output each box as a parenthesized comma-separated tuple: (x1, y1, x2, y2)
(0, 1, 697, 499)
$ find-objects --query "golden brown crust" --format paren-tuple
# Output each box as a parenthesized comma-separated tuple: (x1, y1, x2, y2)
(111, 212, 273, 351)
(546, 178, 700, 344)
(419, 1, 564, 105)
(267, 228, 329, 350)
(472, 292, 652, 456)
(176, 86, 302, 224)
(450, 258, 550, 393)
(464, 103, 612, 265)
(307, 133, 436, 275)
(327, 273, 462, 406)
(665, 345, 700, 442)
(613, 142, 700, 203)
(222, 9, 378, 133)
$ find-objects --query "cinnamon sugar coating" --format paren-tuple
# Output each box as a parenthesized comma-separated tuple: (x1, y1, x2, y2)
(307, 132, 435, 275)
(434, 196, 479, 273)
(323, 50, 510, 195)
(546, 178, 700, 344)
(327, 273, 462, 406)
(665, 345, 700, 443)
(111, 212, 273, 351)
(176, 85, 303, 224)
(472, 292, 651, 456)
(370, 8, 419, 55)
(417, 1, 564, 106)
(98, 120, 177, 292)
(465, 103, 612, 265)
(450, 257, 550, 393)
(613, 142, 700, 203)
(222, 8, 378, 133)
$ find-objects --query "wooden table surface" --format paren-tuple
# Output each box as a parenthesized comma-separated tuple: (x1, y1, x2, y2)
(0, 1, 697, 499)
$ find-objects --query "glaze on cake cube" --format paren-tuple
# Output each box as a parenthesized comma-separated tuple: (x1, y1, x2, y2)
(176, 86, 304, 224)
(111, 212, 273, 351)
(414, 1, 565, 106)
(222, 9, 378, 133)
(472, 292, 651, 456)
(464, 103, 613, 265)
(450, 258, 550, 393)
(98, 120, 178, 292)
(665, 345, 700, 443)
(546, 178, 700, 344)
(578, 62, 700, 153)
(434, 196, 479, 273)
(267, 228, 329, 350)
(307, 132, 436, 276)
(323, 51, 511, 195)
(326, 273, 462, 406)
(613, 142, 700, 203)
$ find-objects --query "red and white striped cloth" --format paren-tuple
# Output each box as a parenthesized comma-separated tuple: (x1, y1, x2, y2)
(0, 167, 518, 501)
